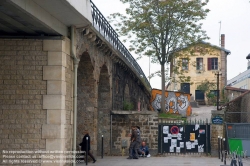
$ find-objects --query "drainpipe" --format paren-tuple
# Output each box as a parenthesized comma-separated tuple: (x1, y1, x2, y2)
(71, 26, 79, 166)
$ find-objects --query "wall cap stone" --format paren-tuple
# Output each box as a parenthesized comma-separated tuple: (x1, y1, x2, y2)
(211, 110, 225, 116)
(111, 110, 157, 115)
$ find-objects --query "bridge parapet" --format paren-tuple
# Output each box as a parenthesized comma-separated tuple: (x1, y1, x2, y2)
(90, 0, 151, 91)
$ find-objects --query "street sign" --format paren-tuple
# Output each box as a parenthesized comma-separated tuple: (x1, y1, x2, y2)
(212, 116, 223, 124)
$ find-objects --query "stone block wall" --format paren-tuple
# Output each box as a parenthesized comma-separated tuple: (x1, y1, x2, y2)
(0, 38, 74, 166)
(0, 39, 47, 163)
(111, 111, 158, 156)
(210, 110, 224, 157)
(42, 38, 73, 166)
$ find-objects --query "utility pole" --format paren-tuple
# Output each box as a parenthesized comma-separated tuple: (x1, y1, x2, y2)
(215, 72, 222, 110)
(219, 21, 221, 46)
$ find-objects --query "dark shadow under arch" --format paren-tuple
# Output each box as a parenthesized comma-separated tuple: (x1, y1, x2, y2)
(76, 52, 96, 149)
(97, 65, 111, 155)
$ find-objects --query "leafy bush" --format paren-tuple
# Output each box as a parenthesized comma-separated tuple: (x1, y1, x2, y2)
(123, 101, 134, 110)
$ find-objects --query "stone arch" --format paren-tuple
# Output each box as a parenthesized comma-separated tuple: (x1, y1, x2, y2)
(77, 52, 96, 149)
(97, 64, 111, 155)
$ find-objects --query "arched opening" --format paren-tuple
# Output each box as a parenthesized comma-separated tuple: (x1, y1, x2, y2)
(77, 52, 96, 149)
(97, 65, 111, 155)
(124, 83, 130, 103)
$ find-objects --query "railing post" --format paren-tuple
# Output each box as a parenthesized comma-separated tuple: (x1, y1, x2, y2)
(220, 137, 224, 162)
(86, 137, 88, 165)
(102, 135, 103, 159)
(218, 136, 220, 159)
(205, 121, 208, 156)
(221, 137, 223, 162)
(223, 138, 226, 165)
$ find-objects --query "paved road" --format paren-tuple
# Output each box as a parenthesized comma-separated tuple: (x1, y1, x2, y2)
(187, 105, 216, 122)
(76, 156, 250, 166)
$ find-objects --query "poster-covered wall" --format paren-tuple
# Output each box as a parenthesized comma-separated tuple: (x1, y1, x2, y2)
(158, 124, 211, 154)
(150, 89, 192, 117)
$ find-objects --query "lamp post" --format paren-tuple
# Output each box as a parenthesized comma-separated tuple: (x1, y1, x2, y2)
(247, 53, 250, 89)
(215, 72, 222, 110)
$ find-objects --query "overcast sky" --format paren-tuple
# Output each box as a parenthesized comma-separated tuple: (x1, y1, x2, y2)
(92, 0, 250, 89)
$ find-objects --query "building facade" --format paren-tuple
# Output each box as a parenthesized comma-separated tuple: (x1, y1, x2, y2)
(227, 61, 250, 90)
(169, 35, 231, 104)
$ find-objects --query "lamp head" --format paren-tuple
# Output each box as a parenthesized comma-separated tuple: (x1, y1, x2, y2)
(246, 53, 250, 61)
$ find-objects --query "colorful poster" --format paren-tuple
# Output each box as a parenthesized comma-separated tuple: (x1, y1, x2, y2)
(199, 129, 205, 134)
(190, 133, 195, 141)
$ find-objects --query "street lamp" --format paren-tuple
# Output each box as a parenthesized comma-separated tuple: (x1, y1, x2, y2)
(247, 53, 250, 70)
(246, 53, 250, 60)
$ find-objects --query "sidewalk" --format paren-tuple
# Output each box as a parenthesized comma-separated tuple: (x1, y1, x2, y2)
(188, 105, 216, 122)
(76, 155, 250, 166)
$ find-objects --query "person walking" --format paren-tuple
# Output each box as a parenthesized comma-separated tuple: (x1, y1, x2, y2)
(79, 130, 97, 163)
(135, 126, 142, 156)
(127, 126, 139, 159)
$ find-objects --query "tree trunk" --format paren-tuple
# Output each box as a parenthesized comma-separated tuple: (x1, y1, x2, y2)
(161, 63, 165, 113)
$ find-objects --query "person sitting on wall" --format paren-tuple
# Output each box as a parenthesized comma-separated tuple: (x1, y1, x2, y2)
(138, 141, 150, 157)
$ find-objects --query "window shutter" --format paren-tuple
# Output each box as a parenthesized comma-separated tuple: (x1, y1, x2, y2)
(207, 58, 211, 70)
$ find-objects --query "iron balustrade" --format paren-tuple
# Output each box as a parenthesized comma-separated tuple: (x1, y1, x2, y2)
(90, 0, 151, 90)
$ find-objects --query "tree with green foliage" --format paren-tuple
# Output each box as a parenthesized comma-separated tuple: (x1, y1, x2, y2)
(197, 79, 216, 105)
(109, 0, 210, 112)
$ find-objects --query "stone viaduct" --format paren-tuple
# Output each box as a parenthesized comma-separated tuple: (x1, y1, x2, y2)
(0, 0, 152, 165)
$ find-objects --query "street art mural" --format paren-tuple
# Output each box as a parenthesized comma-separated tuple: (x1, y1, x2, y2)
(150, 89, 192, 116)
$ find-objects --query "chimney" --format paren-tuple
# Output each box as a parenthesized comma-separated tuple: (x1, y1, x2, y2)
(221, 34, 225, 48)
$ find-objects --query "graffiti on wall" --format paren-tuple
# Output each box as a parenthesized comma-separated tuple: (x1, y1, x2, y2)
(150, 89, 192, 117)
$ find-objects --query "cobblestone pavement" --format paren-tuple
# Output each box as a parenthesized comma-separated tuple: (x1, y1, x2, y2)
(76, 156, 250, 166)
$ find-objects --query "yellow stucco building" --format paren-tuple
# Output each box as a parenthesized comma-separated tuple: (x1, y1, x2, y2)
(169, 36, 231, 104)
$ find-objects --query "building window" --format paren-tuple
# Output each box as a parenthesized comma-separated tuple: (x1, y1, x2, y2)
(240, 85, 247, 89)
(182, 58, 189, 70)
(196, 58, 203, 70)
(207, 58, 218, 70)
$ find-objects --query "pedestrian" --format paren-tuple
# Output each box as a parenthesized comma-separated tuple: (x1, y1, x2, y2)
(132, 126, 142, 158)
(138, 141, 150, 157)
(135, 126, 142, 155)
(79, 130, 97, 163)
(127, 126, 139, 159)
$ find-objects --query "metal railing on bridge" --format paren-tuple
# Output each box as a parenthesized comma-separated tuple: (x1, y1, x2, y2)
(90, 0, 151, 90)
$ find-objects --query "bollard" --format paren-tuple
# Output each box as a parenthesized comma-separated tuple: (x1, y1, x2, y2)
(218, 136, 220, 159)
(102, 135, 103, 159)
(223, 138, 226, 165)
(221, 137, 223, 162)
(86, 137, 88, 165)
